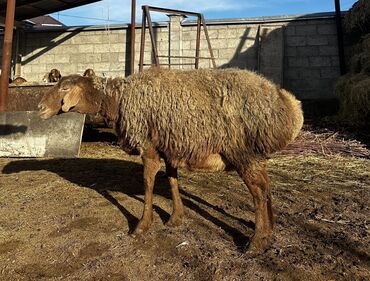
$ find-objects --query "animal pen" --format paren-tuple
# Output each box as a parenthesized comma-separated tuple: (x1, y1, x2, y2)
(0, 0, 370, 280)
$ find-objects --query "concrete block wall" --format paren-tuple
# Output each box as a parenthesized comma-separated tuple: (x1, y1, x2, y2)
(9, 12, 341, 101)
(20, 25, 168, 79)
(283, 19, 340, 99)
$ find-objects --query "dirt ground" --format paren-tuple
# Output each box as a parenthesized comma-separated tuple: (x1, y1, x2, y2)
(0, 128, 369, 281)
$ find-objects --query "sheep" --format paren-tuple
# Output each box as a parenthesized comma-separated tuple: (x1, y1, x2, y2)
(42, 69, 62, 83)
(83, 68, 96, 78)
(10, 77, 27, 85)
(38, 68, 304, 251)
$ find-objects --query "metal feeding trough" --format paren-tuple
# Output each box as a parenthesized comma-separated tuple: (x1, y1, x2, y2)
(0, 84, 85, 158)
(0, 111, 85, 158)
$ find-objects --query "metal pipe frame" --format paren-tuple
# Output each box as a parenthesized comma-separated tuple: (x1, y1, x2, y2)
(130, 0, 136, 75)
(139, 5, 216, 71)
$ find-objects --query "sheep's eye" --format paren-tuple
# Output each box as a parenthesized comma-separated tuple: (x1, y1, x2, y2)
(60, 87, 69, 91)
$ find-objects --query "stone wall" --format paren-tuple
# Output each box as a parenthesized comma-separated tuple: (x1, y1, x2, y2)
(5, 12, 341, 101)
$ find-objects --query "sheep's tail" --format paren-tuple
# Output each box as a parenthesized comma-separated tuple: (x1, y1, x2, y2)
(280, 89, 304, 142)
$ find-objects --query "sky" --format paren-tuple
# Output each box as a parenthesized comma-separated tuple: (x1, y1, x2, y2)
(50, 0, 359, 26)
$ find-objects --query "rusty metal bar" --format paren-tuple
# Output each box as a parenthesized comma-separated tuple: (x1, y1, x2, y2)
(195, 17, 201, 69)
(130, 0, 136, 74)
(139, 6, 146, 72)
(142, 63, 196, 66)
(0, 0, 16, 112)
(144, 6, 201, 17)
(144, 5, 160, 67)
(200, 14, 216, 68)
(157, 55, 213, 59)
(139, 5, 216, 71)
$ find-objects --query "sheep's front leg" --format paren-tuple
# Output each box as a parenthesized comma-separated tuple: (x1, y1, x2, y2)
(239, 162, 274, 251)
(133, 146, 161, 235)
(165, 161, 184, 227)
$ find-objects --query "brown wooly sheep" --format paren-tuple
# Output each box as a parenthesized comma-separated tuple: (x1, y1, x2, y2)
(38, 68, 303, 251)
(43, 69, 62, 83)
(11, 77, 27, 85)
(83, 68, 96, 78)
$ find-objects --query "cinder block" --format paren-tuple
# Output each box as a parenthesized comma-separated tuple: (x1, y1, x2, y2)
(296, 46, 319, 56)
(108, 43, 125, 53)
(288, 57, 309, 67)
(182, 41, 191, 50)
(70, 53, 86, 64)
(307, 36, 328, 46)
(207, 29, 219, 39)
(218, 48, 237, 59)
(317, 24, 337, 35)
(54, 55, 70, 64)
(101, 53, 119, 63)
(309, 56, 331, 67)
(93, 44, 111, 53)
(86, 53, 102, 63)
(320, 67, 340, 78)
(319, 46, 338, 56)
(285, 47, 297, 57)
(286, 36, 306, 47)
(78, 44, 94, 53)
(83, 35, 104, 44)
(303, 68, 321, 79)
(285, 26, 295, 36)
(39, 54, 55, 64)
(295, 25, 317, 36)
(331, 56, 340, 67)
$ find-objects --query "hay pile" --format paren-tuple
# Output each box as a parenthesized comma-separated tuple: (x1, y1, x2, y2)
(335, 1, 370, 125)
(344, 0, 370, 34)
(335, 73, 370, 124)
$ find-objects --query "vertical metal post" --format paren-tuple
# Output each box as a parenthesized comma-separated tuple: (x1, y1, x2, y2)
(335, 0, 346, 75)
(139, 6, 146, 71)
(145, 6, 160, 67)
(195, 16, 201, 69)
(130, 0, 136, 75)
(200, 14, 216, 68)
(0, 0, 16, 112)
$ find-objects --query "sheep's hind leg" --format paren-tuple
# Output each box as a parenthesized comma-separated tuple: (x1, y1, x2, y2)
(132, 146, 161, 235)
(165, 161, 184, 227)
(238, 162, 274, 252)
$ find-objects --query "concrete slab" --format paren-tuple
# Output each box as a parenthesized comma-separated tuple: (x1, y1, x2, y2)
(0, 111, 85, 158)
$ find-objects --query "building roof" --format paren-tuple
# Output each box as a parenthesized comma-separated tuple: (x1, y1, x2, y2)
(25, 15, 65, 27)
(0, 0, 101, 22)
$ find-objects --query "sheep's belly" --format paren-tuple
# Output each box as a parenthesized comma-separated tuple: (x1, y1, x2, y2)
(181, 154, 231, 172)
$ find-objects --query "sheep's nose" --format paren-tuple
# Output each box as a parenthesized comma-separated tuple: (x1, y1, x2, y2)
(38, 103, 44, 110)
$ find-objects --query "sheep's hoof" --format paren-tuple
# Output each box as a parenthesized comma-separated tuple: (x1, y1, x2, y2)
(130, 219, 152, 237)
(245, 235, 271, 253)
(166, 215, 183, 227)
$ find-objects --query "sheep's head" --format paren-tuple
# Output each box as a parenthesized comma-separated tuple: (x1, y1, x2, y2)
(49, 69, 62, 82)
(38, 75, 102, 119)
(83, 68, 96, 78)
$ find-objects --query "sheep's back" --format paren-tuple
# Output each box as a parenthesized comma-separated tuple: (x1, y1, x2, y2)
(118, 68, 302, 164)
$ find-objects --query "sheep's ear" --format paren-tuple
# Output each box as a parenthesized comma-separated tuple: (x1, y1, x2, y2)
(62, 87, 82, 112)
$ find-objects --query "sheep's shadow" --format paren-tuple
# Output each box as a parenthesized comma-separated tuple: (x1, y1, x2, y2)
(2, 157, 253, 248)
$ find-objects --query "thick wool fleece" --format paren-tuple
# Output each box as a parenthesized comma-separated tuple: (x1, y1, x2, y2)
(99, 68, 303, 168)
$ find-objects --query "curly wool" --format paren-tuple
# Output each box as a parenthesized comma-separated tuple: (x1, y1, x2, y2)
(101, 68, 303, 168)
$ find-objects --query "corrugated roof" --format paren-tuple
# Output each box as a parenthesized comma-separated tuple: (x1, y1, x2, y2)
(0, 0, 101, 22)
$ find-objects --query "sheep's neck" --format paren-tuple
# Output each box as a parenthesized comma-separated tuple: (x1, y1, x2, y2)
(99, 94, 120, 127)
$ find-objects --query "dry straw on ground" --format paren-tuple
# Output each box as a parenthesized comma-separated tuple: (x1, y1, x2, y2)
(283, 130, 370, 158)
